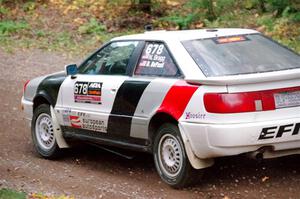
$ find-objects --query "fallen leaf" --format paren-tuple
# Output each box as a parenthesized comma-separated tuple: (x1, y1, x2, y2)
(262, 176, 269, 182)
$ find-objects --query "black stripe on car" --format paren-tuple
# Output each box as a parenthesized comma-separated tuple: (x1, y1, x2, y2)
(35, 72, 66, 106)
(107, 80, 150, 137)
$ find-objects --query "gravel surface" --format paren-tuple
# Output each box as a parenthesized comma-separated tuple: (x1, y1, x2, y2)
(0, 49, 299, 199)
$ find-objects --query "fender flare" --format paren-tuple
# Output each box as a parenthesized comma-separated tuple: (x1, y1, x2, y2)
(178, 124, 214, 169)
(34, 91, 55, 107)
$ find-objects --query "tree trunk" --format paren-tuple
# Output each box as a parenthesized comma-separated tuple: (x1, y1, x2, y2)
(207, 0, 216, 21)
(138, 0, 151, 13)
(258, 0, 266, 13)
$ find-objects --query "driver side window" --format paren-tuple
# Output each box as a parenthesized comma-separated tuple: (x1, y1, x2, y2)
(78, 41, 138, 75)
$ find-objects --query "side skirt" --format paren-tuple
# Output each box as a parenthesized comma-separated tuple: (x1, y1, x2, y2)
(62, 126, 151, 153)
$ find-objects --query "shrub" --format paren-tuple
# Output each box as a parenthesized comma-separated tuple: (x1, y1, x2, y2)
(0, 20, 28, 35)
(78, 18, 106, 35)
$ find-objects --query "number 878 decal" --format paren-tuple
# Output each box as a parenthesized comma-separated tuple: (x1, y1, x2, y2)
(74, 82, 103, 104)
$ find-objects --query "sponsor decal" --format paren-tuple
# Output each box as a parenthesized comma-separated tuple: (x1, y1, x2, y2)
(62, 108, 72, 123)
(66, 110, 107, 133)
(74, 82, 102, 104)
(185, 112, 206, 120)
(258, 123, 300, 140)
(70, 115, 81, 128)
(81, 118, 106, 133)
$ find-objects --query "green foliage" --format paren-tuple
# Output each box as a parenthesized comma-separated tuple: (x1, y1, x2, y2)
(162, 13, 198, 29)
(35, 30, 46, 37)
(78, 18, 106, 35)
(0, 188, 26, 199)
(244, 0, 258, 9)
(23, 1, 36, 12)
(216, 0, 235, 12)
(185, 0, 235, 21)
(257, 15, 274, 31)
(163, 0, 236, 29)
(291, 12, 300, 22)
(186, 0, 216, 20)
(0, 5, 8, 15)
(0, 0, 299, 55)
(0, 20, 28, 35)
(281, 6, 300, 22)
(267, 0, 289, 15)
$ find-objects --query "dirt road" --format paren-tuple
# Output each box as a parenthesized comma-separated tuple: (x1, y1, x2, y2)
(0, 49, 299, 199)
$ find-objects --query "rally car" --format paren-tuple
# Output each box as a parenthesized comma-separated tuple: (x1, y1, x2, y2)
(22, 28, 300, 188)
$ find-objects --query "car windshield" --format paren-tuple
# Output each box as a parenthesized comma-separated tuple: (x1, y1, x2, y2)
(182, 34, 300, 77)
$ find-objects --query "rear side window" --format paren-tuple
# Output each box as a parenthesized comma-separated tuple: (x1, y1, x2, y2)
(135, 42, 180, 77)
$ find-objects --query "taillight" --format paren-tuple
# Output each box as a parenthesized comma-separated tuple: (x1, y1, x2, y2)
(204, 92, 276, 113)
(204, 86, 300, 113)
(23, 80, 30, 93)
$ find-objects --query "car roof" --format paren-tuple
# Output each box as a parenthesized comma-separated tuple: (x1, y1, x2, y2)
(111, 28, 259, 42)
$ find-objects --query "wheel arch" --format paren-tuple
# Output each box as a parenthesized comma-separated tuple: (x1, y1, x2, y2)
(148, 112, 178, 148)
(149, 111, 214, 170)
(33, 92, 53, 111)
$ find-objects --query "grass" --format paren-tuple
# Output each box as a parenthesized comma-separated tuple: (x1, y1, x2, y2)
(0, 25, 139, 56)
(0, 188, 26, 199)
(0, 188, 75, 199)
(0, 21, 28, 35)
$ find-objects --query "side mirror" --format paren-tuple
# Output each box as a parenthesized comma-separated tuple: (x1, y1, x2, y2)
(65, 64, 78, 76)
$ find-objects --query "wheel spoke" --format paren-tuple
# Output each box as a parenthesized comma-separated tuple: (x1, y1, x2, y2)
(158, 133, 183, 178)
(35, 113, 55, 150)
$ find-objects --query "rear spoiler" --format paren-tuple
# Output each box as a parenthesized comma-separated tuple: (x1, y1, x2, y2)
(186, 68, 300, 86)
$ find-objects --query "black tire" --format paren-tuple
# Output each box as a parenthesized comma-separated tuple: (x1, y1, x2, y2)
(153, 123, 203, 188)
(31, 104, 60, 158)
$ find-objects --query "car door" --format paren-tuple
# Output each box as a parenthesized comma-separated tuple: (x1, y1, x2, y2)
(96, 41, 182, 145)
(56, 41, 142, 135)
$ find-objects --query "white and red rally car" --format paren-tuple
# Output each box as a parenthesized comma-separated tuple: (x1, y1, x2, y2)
(22, 29, 300, 188)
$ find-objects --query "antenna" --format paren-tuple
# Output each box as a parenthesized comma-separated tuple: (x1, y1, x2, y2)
(144, 24, 153, 31)
(206, 29, 218, 32)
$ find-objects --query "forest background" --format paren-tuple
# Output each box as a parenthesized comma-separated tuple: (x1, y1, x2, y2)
(0, 0, 299, 56)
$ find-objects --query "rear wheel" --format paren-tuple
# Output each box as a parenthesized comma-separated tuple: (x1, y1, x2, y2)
(153, 123, 202, 188)
(31, 104, 60, 158)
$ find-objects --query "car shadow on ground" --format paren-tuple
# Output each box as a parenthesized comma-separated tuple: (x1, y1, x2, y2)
(46, 143, 300, 188)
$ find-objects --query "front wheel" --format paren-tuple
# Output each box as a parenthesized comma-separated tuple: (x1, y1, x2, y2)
(31, 104, 60, 158)
(153, 123, 202, 188)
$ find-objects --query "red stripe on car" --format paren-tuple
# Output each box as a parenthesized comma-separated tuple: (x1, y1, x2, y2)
(157, 80, 199, 120)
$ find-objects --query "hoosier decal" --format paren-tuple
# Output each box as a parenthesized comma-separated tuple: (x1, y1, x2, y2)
(185, 112, 206, 120)
(74, 82, 102, 104)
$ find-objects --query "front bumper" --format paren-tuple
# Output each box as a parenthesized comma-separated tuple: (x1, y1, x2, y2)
(21, 96, 33, 121)
(179, 117, 300, 159)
